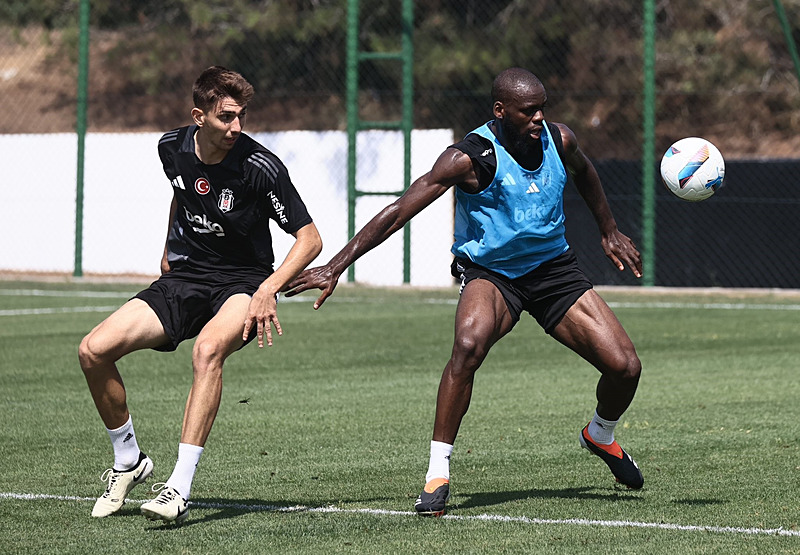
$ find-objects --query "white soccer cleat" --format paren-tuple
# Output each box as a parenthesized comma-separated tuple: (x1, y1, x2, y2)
(91, 452, 154, 517)
(140, 484, 189, 524)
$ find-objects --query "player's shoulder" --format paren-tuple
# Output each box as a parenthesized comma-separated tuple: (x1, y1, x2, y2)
(158, 126, 193, 162)
(451, 132, 495, 160)
(446, 132, 497, 190)
(159, 126, 189, 149)
(238, 135, 287, 181)
(546, 121, 575, 151)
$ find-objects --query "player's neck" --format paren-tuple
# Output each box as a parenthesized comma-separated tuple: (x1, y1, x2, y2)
(193, 129, 229, 165)
(491, 121, 543, 171)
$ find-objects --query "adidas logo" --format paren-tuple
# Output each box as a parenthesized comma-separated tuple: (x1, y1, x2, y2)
(526, 182, 540, 194)
(122, 433, 134, 443)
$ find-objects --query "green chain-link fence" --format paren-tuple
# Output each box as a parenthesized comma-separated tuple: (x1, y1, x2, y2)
(2, 0, 800, 287)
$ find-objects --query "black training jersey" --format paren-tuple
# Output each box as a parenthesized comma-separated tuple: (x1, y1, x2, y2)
(450, 122, 565, 190)
(157, 126, 313, 274)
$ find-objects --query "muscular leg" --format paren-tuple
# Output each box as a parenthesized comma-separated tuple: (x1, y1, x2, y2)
(138, 294, 251, 513)
(550, 289, 641, 420)
(78, 299, 169, 429)
(179, 293, 250, 447)
(432, 279, 516, 444)
(82, 299, 168, 518)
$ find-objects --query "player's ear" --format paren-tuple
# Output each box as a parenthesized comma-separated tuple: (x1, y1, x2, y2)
(493, 101, 505, 120)
(191, 107, 205, 127)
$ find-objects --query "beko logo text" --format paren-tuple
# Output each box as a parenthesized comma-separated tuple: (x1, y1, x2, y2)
(184, 208, 225, 236)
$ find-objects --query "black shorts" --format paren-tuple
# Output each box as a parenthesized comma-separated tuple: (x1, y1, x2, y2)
(451, 249, 593, 334)
(134, 265, 269, 352)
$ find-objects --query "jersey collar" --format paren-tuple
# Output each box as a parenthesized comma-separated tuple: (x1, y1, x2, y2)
(182, 124, 246, 171)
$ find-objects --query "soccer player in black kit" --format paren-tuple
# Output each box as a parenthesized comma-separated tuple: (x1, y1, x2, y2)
(79, 66, 322, 524)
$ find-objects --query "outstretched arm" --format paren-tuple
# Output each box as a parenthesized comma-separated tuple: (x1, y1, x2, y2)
(285, 148, 476, 308)
(556, 123, 642, 278)
(243, 222, 322, 346)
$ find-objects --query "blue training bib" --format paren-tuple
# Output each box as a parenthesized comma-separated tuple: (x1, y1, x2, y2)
(451, 121, 570, 278)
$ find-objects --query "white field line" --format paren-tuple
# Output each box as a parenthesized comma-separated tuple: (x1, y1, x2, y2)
(1, 492, 798, 538)
(0, 306, 120, 316)
(607, 301, 800, 311)
(0, 289, 134, 298)
(3, 289, 800, 318)
(3, 288, 800, 316)
(6, 287, 800, 311)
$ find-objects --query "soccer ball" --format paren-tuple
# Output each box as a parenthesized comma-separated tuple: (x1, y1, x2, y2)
(660, 137, 725, 201)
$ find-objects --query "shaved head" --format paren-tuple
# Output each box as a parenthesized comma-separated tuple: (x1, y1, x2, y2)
(491, 68, 544, 104)
(489, 68, 548, 159)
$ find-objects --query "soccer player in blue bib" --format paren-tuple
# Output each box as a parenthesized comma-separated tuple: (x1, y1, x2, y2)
(286, 68, 643, 516)
(79, 67, 322, 523)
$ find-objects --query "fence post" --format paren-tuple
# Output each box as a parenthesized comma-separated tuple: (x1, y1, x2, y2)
(345, 0, 414, 283)
(345, 0, 358, 283)
(74, 0, 90, 277)
(772, 0, 800, 86)
(401, 0, 413, 284)
(641, 0, 656, 286)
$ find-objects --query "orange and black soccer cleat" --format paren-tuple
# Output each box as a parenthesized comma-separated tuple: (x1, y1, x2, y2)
(414, 477, 450, 516)
(579, 424, 644, 489)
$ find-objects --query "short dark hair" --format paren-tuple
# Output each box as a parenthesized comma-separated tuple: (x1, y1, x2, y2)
(192, 66, 254, 112)
(491, 68, 544, 104)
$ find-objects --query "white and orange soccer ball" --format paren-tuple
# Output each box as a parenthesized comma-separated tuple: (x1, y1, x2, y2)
(660, 137, 725, 201)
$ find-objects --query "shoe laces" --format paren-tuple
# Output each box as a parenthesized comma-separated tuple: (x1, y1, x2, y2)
(149, 483, 177, 505)
(99, 468, 119, 496)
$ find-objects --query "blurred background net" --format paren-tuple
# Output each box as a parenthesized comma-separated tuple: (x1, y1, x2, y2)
(2, 0, 799, 287)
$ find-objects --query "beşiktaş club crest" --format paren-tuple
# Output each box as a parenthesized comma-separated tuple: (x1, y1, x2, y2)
(218, 188, 234, 213)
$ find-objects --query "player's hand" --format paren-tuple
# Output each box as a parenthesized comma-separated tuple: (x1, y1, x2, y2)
(601, 229, 642, 278)
(242, 289, 282, 347)
(283, 265, 340, 309)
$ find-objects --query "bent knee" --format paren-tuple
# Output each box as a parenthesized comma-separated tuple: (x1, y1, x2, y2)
(451, 332, 491, 370)
(608, 351, 641, 381)
(192, 339, 228, 373)
(79, 332, 111, 371)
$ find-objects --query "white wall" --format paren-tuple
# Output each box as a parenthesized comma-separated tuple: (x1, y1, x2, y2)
(0, 130, 455, 286)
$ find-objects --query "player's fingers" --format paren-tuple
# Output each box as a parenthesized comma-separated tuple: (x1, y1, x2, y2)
(242, 319, 253, 341)
(284, 269, 318, 293)
(608, 253, 624, 272)
(628, 243, 641, 262)
(631, 256, 643, 278)
(314, 290, 331, 310)
(617, 246, 642, 277)
(257, 319, 265, 348)
(265, 321, 273, 347)
(314, 282, 340, 310)
(272, 315, 283, 337)
(282, 278, 306, 296)
(621, 253, 642, 278)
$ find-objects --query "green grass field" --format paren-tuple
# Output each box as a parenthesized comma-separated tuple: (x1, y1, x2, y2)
(1, 280, 798, 554)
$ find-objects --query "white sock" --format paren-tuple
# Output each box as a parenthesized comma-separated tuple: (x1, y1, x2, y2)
(587, 411, 618, 445)
(106, 415, 141, 470)
(425, 441, 453, 482)
(165, 443, 204, 500)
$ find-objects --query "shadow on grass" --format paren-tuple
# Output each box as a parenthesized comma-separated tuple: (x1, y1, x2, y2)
(143, 495, 396, 529)
(671, 498, 725, 506)
(454, 486, 643, 511)
(142, 499, 297, 529)
(141, 486, 661, 529)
